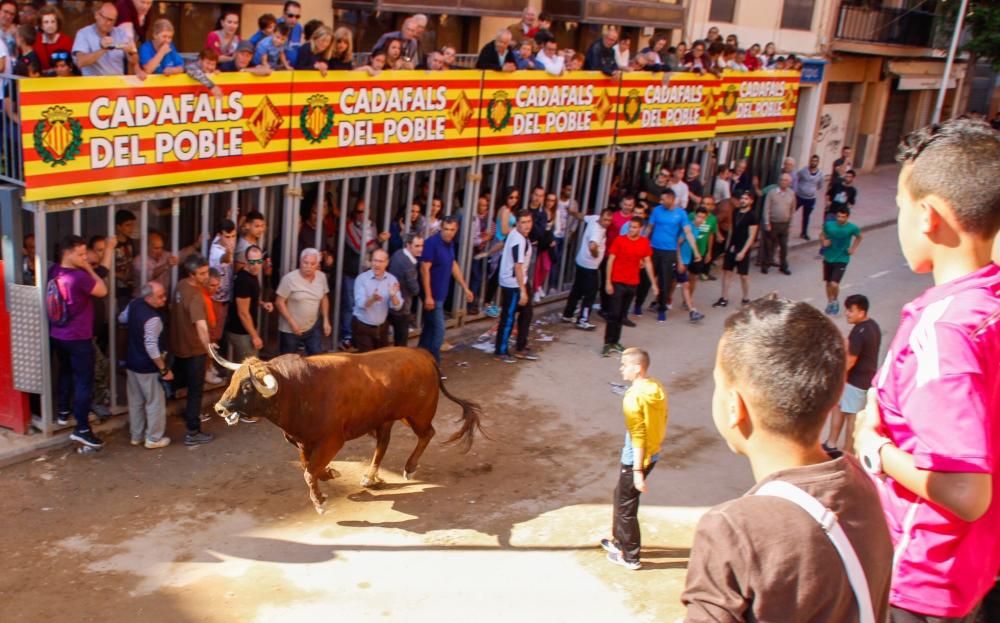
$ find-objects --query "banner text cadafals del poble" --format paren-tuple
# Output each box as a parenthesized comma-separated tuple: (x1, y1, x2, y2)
(17, 69, 800, 202)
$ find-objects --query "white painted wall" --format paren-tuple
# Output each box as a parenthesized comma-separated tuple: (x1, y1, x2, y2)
(685, 0, 836, 55)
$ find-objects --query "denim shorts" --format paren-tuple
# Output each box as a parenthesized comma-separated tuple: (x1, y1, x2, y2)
(840, 383, 867, 414)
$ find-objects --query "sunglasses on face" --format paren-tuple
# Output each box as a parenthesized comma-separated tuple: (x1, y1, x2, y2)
(247, 258, 264, 265)
(286, 12, 300, 18)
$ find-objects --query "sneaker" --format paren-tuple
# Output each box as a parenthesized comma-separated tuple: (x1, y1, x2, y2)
(832, 300, 840, 315)
(205, 371, 223, 385)
(657, 311, 666, 323)
(239, 415, 260, 424)
(622, 317, 636, 328)
(706, 273, 718, 281)
(560, 315, 575, 323)
(689, 310, 705, 322)
(56, 412, 71, 426)
(632, 304, 642, 316)
(780, 267, 792, 276)
(666, 302, 673, 310)
(200, 412, 212, 423)
(466, 304, 480, 316)
(130, 438, 142, 446)
(184, 431, 214, 446)
(144, 437, 171, 449)
(484, 305, 500, 318)
(575, 320, 596, 331)
(533, 290, 544, 304)
(339, 339, 355, 352)
(439, 375, 448, 381)
(70, 430, 104, 449)
(741, 298, 751, 306)
(613, 343, 625, 353)
(494, 354, 517, 364)
(698, 273, 709, 282)
(601, 344, 614, 357)
(712, 298, 728, 308)
(600, 538, 621, 555)
(821, 442, 838, 454)
(824, 302, 835, 315)
(607, 551, 641, 571)
(513, 350, 539, 361)
(801, 233, 811, 241)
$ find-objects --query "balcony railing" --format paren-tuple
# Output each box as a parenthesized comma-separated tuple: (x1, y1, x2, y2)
(835, 3, 938, 48)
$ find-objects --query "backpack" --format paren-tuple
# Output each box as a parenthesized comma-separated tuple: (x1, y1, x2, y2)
(46, 273, 71, 327)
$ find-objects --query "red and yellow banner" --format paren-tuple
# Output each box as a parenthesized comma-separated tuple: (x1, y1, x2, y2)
(16, 70, 801, 202)
(18, 72, 293, 202)
(615, 72, 719, 145)
(289, 70, 481, 172)
(715, 70, 800, 133)
(477, 71, 619, 156)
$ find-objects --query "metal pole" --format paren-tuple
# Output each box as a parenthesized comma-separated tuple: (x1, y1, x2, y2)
(404, 171, 416, 233)
(331, 180, 349, 347)
(444, 167, 457, 216)
(314, 180, 325, 252)
(381, 174, 395, 249)
(200, 196, 210, 257)
(522, 160, 534, 206)
(34, 208, 53, 434)
(933, 0, 969, 124)
(229, 189, 239, 225)
(169, 198, 179, 292)
(72, 209, 81, 235)
(106, 204, 117, 415)
(139, 200, 149, 285)
(360, 175, 373, 274)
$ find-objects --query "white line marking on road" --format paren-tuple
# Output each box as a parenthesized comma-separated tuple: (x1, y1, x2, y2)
(869, 270, 890, 279)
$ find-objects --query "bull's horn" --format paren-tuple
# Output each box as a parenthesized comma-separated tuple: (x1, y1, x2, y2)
(209, 344, 241, 371)
(251, 371, 278, 398)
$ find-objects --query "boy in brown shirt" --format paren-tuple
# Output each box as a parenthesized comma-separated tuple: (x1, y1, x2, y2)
(682, 297, 892, 622)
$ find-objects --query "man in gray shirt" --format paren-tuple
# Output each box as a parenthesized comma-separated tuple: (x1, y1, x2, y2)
(72, 1, 143, 77)
(761, 173, 795, 275)
(388, 234, 423, 347)
(794, 155, 824, 240)
(352, 249, 403, 353)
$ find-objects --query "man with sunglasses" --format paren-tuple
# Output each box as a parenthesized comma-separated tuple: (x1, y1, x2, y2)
(72, 1, 144, 78)
(277, 0, 302, 65)
(227, 245, 273, 367)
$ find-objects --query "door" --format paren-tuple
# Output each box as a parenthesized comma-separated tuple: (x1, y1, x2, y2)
(877, 88, 910, 165)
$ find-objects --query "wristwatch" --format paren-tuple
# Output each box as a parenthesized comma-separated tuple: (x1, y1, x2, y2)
(860, 434, 894, 476)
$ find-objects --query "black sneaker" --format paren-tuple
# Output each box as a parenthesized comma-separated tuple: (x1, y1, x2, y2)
(741, 298, 751, 306)
(70, 430, 104, 448)
(56, 412, 71, 426)
(622, 317, 636, 328)
(184, 431, 215, 446)
(712, 298, 728, 308)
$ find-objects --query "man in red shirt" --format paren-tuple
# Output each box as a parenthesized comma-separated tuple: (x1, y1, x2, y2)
(603, 217, 659, 357)
(601, 195, 636, 316)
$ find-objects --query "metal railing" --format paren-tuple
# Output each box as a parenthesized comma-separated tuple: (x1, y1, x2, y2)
(834, 2, 938, 48)
(0, 76, 24, 186)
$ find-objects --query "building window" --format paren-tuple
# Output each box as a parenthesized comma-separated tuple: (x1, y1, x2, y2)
(780, 0, 814, 30)
(709, 0, 737, 23)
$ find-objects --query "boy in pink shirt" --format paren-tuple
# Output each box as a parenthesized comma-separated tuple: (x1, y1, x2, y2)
(854, 118, 1000, 622)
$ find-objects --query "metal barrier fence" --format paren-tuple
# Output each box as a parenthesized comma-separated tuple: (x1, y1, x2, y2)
(1, 72, 788, 434)
(0, 76, 24, 185)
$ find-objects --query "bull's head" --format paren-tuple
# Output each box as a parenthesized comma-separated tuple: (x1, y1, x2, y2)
(211, 346, 278, 426)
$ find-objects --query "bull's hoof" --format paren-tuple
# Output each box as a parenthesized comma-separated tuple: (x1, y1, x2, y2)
(403, 469, 416, 481)
(322, 467, 341, 481)
(313, 503, 326, 515)
(360, 474, 384, 488)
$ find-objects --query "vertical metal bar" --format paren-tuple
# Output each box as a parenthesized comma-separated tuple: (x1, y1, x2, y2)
(72, 209, 81, 235)
(453, 164, 476, 318)
(425, 168, 437, 224)
(553, 156, 571, 292)
(139, 200, 149, 285)
(229, 189, 239, 224)
(106, 204, 117, 415)
(381, 174, 395, 249)
(314, 180, 325, 252)
(521, 160, 534, 207)
(169, 198, 179, 293)
(200, 195, 210, 257)
(258, 185, 267, 216)
(580, 155, 595, 215)
(632, 148, 643, 186)
(554, 158, 566, 195)
(404, 171, 416, 233)
(507, 161, 517, 186)
(443, 167, 457, 216)
(479, 163, 499, 304)
(540, 158, 551, 191)
(289, 175, 302, 274)
(332, 179, 349, 348)
(360, 175, 373, 275)
(34, 208, 52, 434)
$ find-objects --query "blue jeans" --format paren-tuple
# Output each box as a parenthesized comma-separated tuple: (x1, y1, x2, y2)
(52, 337, 95, 433)
(340, 275, 355, 342)
(417, 305, 445, 364)
(279, 323, 323, 356)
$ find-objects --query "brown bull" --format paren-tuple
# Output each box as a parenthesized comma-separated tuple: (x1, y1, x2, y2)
(210, 346, 483, 514)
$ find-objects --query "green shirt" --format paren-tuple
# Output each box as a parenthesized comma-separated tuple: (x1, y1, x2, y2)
(822, 220, 861, 264)
(688, 211, 718, 257)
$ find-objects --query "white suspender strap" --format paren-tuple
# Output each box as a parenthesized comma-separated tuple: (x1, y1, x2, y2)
(755, 480, 876, 623)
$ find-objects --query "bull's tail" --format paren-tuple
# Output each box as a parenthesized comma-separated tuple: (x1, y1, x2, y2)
(438, 375, 487, 452)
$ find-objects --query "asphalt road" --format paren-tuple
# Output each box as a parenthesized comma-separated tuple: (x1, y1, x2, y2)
(0, 223, 931, 623)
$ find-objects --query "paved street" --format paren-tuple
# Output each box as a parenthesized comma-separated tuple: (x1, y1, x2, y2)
(0, 222, 929, 623)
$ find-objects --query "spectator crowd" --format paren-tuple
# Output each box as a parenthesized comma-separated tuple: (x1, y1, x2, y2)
(0, 0, 805, 82)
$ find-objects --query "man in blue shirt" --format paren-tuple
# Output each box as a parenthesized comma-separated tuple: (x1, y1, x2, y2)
(352, 249, 403, 353)
(277, 0, 302, 65)
(647, 189, 700, 322)
(418, 217, 474, 366)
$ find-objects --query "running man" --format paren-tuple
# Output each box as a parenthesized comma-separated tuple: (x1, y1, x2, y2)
(713, 191, 758, 308)
(819, 205, 862, 315)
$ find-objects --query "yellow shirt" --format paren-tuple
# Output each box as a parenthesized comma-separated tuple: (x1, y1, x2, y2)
(623, 377, 668, 468)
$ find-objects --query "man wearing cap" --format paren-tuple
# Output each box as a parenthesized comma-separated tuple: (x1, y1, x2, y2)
(219, 40, 270, 74)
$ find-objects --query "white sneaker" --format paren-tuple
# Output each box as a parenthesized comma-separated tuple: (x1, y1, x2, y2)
(144, 437, 171, 449)
(576, 320, 596, 331)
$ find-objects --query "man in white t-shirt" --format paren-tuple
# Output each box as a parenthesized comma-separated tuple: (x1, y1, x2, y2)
(669, 164, 689, 211)
(562, 208, 613, 330)
(494, 210, 536, 363)
(274, 248, 330, 355)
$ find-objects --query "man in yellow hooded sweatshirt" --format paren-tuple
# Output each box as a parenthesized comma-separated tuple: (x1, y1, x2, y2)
(602, 346, 668, 570)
